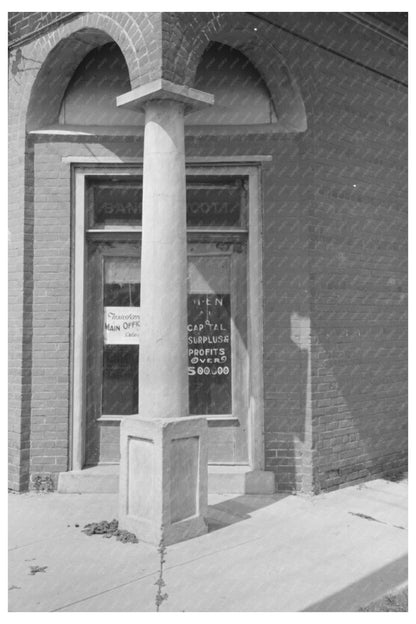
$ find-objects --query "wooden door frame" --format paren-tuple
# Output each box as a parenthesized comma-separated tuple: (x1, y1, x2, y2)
(71, 162, 265, 472)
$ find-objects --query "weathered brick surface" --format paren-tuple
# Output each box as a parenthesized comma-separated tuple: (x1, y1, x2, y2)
(8, 12, 407, 492)
(8, 12, 79, 47)
(30, 141, 71, 475)
(306, 37, 407, 493)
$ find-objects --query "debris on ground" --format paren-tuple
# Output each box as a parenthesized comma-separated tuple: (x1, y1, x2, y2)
(359, 587, 408, 612)
(29, 565, 48, 575)
(30, 474, 55, 493)
(81, 519, 138, 543)
(385, 471, 408, 483)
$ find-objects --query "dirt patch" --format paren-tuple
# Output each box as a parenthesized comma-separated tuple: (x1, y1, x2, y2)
(81, 519, 138, 543)
(29, 565, 48, 575)
(385, 471, 408, 483)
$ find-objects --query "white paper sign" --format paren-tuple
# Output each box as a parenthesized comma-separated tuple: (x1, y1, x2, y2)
(103, 307, 140, 345)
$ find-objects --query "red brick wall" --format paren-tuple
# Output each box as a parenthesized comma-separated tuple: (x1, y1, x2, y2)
(308, 48, 408, 492)
(30, 140, 72, 480)
(8, 133, 31, 491)
(8, 12, 407, 492)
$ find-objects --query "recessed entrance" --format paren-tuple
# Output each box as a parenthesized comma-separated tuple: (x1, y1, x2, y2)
(72, 164, 264, 476)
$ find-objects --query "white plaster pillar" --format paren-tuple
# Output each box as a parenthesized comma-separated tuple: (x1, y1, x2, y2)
(139, 99, 188, 419)
(116, 80, 214, 545)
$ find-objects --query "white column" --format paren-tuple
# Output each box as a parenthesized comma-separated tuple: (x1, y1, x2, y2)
(139, 100, 188, 419)
(117, 80, 214, 545)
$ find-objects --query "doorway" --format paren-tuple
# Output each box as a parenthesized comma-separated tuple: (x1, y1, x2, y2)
(72, 164, 264, 472)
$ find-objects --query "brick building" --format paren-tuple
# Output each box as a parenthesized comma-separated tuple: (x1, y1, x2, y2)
(9, 12, 408, 497)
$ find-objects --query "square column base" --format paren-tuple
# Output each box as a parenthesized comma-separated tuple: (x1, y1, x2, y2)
(119, 415, 208, 546)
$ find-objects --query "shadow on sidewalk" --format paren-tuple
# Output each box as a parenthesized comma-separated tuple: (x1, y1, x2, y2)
(207, 493, 289, 532)
(302, 554, 408, 612)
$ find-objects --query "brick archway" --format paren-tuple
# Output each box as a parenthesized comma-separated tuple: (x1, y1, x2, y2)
(24, 13, 155, 131)
(162, 12, 307, 132)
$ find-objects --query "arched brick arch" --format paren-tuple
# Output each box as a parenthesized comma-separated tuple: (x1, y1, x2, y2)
(22, 12, 159, 131)
(165, 12, 307, 132)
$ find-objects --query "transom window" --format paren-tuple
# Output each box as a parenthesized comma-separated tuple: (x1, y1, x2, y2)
(85, 175, 248, 229)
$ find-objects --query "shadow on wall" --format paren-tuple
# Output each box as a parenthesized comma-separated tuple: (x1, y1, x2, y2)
(263, 307, 317, 495)
(267, 303, 407, 494)
(311, 315, 407, 491)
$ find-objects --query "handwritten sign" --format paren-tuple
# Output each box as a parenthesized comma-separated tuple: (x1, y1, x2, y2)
(187, 294, 232, 414)
(103, 307, 140, 345)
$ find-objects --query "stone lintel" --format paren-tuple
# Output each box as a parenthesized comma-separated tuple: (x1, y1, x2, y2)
(116, 79, 214, 113)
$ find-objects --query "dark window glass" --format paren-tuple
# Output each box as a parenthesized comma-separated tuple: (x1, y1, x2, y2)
(186, 183, 242, 226)
(102, 345, 138, 415)
(103, 283, 140, 306)
(87, 178, 142, 228)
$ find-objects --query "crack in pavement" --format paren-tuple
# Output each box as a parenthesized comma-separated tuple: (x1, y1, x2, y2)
(51, 534, 264, 611)
(348, 512, 406, 530)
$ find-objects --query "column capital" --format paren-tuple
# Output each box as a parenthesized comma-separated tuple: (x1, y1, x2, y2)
(116, 78, 214, 114)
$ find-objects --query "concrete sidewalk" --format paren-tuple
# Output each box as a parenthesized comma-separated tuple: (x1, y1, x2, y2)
(8, 477, 407, 612)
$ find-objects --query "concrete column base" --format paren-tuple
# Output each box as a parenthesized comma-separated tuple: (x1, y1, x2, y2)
(119, 415, 208, 546)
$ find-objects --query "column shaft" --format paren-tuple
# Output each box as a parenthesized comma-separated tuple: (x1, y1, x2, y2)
(139, 100, 189, 419)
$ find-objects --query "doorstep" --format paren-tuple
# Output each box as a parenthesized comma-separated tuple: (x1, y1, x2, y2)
(208, 465, 275, 494)
(57, 465, 275, 495)
(58, 465, 120, 493)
